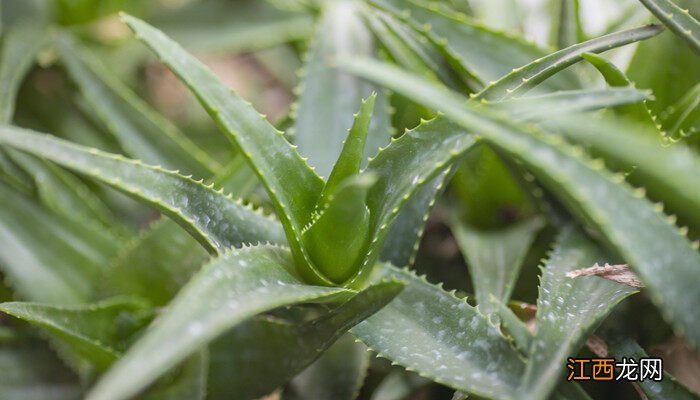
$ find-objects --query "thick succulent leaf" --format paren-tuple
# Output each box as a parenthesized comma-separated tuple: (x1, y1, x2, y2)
(351, 118, 478, 288)
(0, 125, 285, 254)
(142, 352, 208, 400)
(289, 335, 369, 400)
(542, 115, 700, 228)
(294, 1, 391, 178)
(0, 298, 151, 371)
(380, 172, 449, 267)
(489, 88, 651, 121)
(451, 217, 544, 314)
(151, 0, 313, 54)
(518, 227, 637, 400)
(209, 280, 403, 399)
(0, 19, 47, 123)
(6, 150, 122, 231)
(551, 0, 584, 49)
(86, 245, 353, 400)
(0, 337, 82, 400)
(637, 0, 700, 55)
(627, 17, 700, 116)
(371, 0, 579, 91)
(55, 35, 217, 178)
(343, 59, 700, 348)
(322, 94, 376, 201)
(475, 24, 663, 100)
(0, 147, 33, 193)
(661, 82, 700, 138)
(352, 264, 525, 399)
(605, 335, 700, 400)
(0, 183, 117, 303)
(122, 15, 326, 281)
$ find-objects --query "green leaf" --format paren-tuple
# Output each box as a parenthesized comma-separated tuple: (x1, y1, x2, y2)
(0, 125, 286, 254)
(370, 0, 579, 91)
(122, 14, 327, 283)
(151, 0, 313, 54)
(351, 264, 524, 399)
(55, 34, 218, 178)
(0, 19, 47, 123)
(86, 245, 353, 400)
(0, 183, 118, 303)
(451, 217, 544, 314)
(321, 94, 376, 202)
(551, 0, 584, 49)
(660, 82, 700, 139)
(0, 337, 82, 400)
(475, 24, 663, 100)
(369, 370, 429, 400)
(489, 88, 651, 121)
(518, 227, 637, 400)
(294, 1, 391, 178)
(0, 298, 151, 372)
(303, 174, 377, 284)
(208, 280, 403, 399)
(637, 0, 700, 56)
(352, 117, 478, 287)
(289, 335, 369, 400)
(605, 335, 700, 400)
(342, 59, 700, 349)
(142, 351, 208, 400)
(542, 115, 700, 229)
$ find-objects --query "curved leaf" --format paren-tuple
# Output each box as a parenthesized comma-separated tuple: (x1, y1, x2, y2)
(0, 125, 285, 254)
(351, 264, 524, 399)
(343, 59, 700, 348)
(637, 0, 700, 55)
(209, 280, 403, 399)
(86, 245, 353, 400)
(55, 34, 218, 178)
(122, 14, 327, 282)
(451, 217, 544, 314)
(518, 227, 637, 400)
(0, 19, 47, 123)
(475, 24, 663, 100)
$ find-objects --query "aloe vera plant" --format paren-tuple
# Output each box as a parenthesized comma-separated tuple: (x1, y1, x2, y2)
(0, 0, 699, 399)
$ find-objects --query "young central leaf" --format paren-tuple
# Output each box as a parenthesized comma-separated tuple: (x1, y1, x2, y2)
(301, 95, 377, 285)
(303, 173, 377, 284)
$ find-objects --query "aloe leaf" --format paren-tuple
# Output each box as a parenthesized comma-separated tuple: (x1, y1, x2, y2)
(0, 298, 151, 372)
(151, 0, 313, 54)
(0, 183, 118, 303)
(551, 0, 584, 49)
(290, 335, 369, 400)
(350, 118, 478, 287)
(489, 88, 651, 121)
(6, 150, 122, 231)
(142, 351, 207, 400)
(518, 227, 637, 400)
(0, 19, 47, 123)
(351, 264, 524, 399)
(322, 94, 376, 201)
(380, 172, 449, 267)
(451, 217, 544, 314)
(475, 24, 663, 100)
(370, 0, 579, 91)
(627, 21, 700, 116)
(293, 1, 390, 178)
(605, 335, 700, 400)
(370, 371, 429, 400)
(86, 245, 353, 400)
(542, 115, 700, 228)
(0, 337, 82, 399)
(0, 125, 285, 254)
(343, 59, 700, 348)
(122, 14, 326, 281)
(209, 280, 403, 399)
(637, 0, 700, 55)
(55, 35, 218, 178)
(661, 83, 700, 138)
